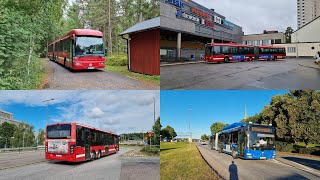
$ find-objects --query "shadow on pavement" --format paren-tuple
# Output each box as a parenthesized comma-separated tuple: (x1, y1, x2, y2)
(229, 161, 239, 180)
(160, 147, 184, 152)
(282, 157, 320, 170)
(277, 173, 310, 180)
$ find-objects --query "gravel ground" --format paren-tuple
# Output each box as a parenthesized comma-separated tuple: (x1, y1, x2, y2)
(43, 59, 159, 90)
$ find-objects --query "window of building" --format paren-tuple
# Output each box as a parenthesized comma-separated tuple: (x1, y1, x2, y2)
(311, 47, 315, 50)
(287, 47, 296, 53)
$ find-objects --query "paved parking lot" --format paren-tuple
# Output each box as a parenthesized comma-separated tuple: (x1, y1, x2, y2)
(160, 59, 320, 90)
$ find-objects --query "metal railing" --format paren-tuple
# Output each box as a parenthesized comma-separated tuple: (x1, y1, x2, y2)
(0, 146, 45, 153)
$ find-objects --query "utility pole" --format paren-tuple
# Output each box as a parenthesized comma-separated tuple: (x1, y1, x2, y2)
(42, 98, 54, 126)
(153, 97, 156, 146)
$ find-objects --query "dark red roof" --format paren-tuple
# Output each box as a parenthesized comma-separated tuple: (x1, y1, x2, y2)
(49, 29, 103, 45)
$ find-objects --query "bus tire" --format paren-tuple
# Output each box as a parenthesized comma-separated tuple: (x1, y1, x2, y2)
(224, 57, 229, 63)
(249, 57, 253, 61)
(97, 150, 101, 159)
(232, 149, 238, 159)
(91, 151, 96, 160)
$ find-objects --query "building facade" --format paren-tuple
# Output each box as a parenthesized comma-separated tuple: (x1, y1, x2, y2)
(275, 16, 320, 57)
(297, 0, 320, 29)
(0, 110, 21, 126)
(160, 0, 243, 62)
(242, 31, 286, 46)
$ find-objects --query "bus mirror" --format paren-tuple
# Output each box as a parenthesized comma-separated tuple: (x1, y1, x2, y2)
(105, 48, 108, 56)
(72, 34, 75, 40)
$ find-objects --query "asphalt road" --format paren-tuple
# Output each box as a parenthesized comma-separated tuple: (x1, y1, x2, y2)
(197, 144, 320, 180)
(0, 147, 160, 180)
(160, 59, 320, 90)
(44, 60, 159, 90)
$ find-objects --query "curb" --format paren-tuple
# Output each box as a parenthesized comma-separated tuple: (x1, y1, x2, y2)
(298, 61, 320, 70)
(275, 157, 320, 177)
(195, 145, 226, 180)
(0, 160, 46, 171)
(160, 61, 206, 67)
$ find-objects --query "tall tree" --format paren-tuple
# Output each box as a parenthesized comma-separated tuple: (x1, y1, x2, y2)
(152, 117, 161, 145)
(161, 125, 177, 141)
(0, 122, 16, 148)
(201, 134, 209, 141)
(37, 129, 45, 145)
(11, 123, 35, 148)
(285, 27, 294, 43)
(210, 122, 228, 135)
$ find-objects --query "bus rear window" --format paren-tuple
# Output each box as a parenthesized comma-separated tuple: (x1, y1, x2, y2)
(47, 124, 71, 139)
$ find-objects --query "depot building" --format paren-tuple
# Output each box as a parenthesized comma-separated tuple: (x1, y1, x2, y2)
(160, 0, 244, 62)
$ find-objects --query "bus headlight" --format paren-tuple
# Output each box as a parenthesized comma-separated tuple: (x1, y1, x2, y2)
(45, 145, 48, 153)
(75, 62, 82, 66)
(70, 145, 75, 154)
(99, 62, 105, 65)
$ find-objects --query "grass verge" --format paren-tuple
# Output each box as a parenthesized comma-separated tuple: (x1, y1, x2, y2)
(106, 65, 160, 84)
(160, 142, 220, 180)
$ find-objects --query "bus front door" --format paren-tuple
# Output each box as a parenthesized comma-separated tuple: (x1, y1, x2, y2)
(84, 130, 91, 160)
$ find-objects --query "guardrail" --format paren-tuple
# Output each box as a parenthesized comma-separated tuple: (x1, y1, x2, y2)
(0, 146, 45, 153)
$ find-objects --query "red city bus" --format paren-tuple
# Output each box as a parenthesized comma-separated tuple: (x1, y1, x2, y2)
(204, 43, 255, 63)
(45, 122, 119, 162)
(47, 29, 106, 70)
(257, 46, 286, 60)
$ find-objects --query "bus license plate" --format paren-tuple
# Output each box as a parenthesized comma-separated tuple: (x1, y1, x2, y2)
(56, 155, 62, 157)
(88, 67, 95, 69)
(260, 157, 266, 159)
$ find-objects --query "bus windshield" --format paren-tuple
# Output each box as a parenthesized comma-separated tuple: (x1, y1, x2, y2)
(249, 132, 275, 150)
(75, 36, 104, 56)
(47, 124, 71, 139)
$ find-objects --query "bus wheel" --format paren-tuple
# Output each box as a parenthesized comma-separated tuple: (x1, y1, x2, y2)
(97, 150, 101, 159)
(91, 151, 96, 160)
(232, 149, 238, 159)
(224, 57, 229, 63)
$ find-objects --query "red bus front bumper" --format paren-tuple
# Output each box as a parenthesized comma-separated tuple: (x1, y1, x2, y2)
(72, 61, 105, 70)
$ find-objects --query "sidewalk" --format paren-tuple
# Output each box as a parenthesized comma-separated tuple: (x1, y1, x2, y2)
(299, 60, 320, 69)
(160, 60, 205, 67)
(275, 152, 320, 175)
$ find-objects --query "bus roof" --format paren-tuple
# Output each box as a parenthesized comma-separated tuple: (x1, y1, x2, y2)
(221, 122, 273, 133)
(208, 43, 254, 47)
(49, 29, 103, 45)
(259, 45, 285, 49)
(46, 122, 118, 136)
(66, 29, 103, 37)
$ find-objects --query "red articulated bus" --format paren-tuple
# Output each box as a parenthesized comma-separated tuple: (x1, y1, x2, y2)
(257, 45, 286, 60)
(47, 29, 106, 70)
(204, 43, 255, 63)
(45, 122, 119, 162)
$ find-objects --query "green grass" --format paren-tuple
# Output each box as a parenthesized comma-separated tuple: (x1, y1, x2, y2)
(295, 142, 320, 148)
(106, 65, 160, 84)
(160, 142, 220, 180)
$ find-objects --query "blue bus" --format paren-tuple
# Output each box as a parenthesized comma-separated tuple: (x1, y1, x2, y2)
(210, 123, 276, 160)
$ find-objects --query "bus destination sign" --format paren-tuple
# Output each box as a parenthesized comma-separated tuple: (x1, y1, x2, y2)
(251, 127, 272, 133)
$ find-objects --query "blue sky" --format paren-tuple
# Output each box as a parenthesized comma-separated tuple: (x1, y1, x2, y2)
(0, 91, 160, 134)
(161, 90, 288, 139)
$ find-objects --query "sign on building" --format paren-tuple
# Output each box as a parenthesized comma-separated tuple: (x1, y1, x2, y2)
(214, 15, 222, 24)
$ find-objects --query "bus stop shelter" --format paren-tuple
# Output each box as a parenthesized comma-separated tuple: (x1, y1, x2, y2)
(120, 17, 160, 76)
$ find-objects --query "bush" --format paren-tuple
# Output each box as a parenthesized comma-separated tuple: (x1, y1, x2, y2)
(141, 146, 160, 155)
(106, 53, 127, 66)
(299, 147, 320, 156)
(275, 141, 295, 152)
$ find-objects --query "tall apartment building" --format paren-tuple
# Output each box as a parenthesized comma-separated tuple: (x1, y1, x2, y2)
(0, 110, 22, 126)
(297, 0, 320, 29)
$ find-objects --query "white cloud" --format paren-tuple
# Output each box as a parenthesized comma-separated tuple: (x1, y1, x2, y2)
(194, 0, 297, 34)
(0, 90, 160, 134)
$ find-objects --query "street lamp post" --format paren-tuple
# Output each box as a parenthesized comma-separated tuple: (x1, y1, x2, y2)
(153, 97, 156, 146)
(22, 131, 25, 148)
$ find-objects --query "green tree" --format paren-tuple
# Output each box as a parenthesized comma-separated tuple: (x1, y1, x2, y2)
(11, 123, 35, 148)
(210, 122, 228, 135)
(285, 27, 294, 43)
(161, 125, 177, 141)
(0, 122, 16, 148)
(201, 134, 209, 141)
(152, 117, 161, 145)
(37, 129, 45, 145)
